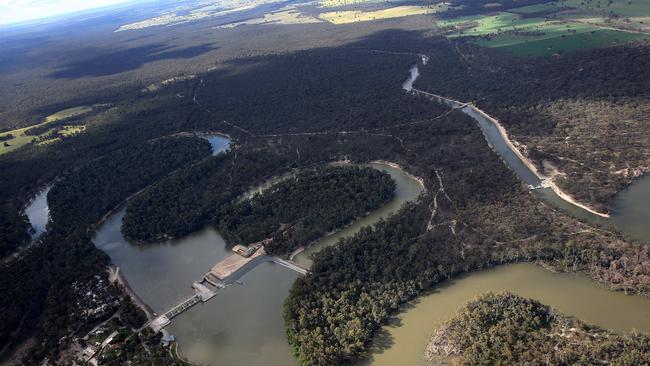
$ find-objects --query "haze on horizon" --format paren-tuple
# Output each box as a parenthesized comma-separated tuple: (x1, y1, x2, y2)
(0, 0, 142, 25)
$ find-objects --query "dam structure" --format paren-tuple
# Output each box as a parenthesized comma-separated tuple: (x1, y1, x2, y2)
(149, 243, 309, 332)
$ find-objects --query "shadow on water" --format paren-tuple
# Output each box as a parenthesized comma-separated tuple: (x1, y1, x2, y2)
(48, 43, 218, 78)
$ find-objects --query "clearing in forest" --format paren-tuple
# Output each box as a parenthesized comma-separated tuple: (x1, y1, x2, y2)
(0, 104, 107, 155)
(318, 4, 447, 24)
(437, 8, 649, 56)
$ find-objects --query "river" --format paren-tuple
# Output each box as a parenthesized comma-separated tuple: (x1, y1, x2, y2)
(93, 210, 299, 366)
(611, 174, 650, 243)
(293, 162, 424, 268)
(364, 263, 650, 366)
(365, 61, 650, 365)
(89, 135, 423, 365)
(60, 61, 650, 366)
(24, 185, 51, 240)
(410, 63, 649, 236)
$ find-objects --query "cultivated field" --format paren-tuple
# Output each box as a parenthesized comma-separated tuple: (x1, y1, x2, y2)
(437, 1, 650, 56)
(318, 0, 410, 7)
(318, 4, 447, 24)
(215, 6, 322, 29)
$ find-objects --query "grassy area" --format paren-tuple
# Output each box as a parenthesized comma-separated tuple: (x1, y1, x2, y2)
(117, 0, 285, 31)
(509, 0, 650, 32)
(510, 0, 650, 17)
(500, 28, 649, 56)
(0, 105, 102, 155)
(45, 106, 94, 123)
(441, 12, 596, 39)
(216, 7, 322, 29)
(437, 10, 649, 56)
(318, 0, 409, 8)
(319, 4, 446, 24)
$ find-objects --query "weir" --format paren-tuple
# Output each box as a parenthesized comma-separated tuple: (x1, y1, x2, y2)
(149, 247, 309, 332)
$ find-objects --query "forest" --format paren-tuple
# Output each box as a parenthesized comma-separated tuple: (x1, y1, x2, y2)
(48, 136, 211, 231)
(0, 136, 213, 362)
(0, 202, 30, 257)
(279, 44, 650, 363)
(415, 38, 650, 212)
(121, 147, 292, 243)
(216, 166, 395, 255)
(0, 29, 648, 365)
(425, 292, 650, 364)
(0, 35, 426, 363)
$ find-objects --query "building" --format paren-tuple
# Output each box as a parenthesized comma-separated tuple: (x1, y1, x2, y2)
(232, 244, 257, 257)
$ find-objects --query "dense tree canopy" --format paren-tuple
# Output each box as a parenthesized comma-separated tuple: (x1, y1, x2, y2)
(48, 136, 211, 231)
(217, 166, 395, 254)
(0, 202, 30, 257)
(0, 29, 647, 365)
(426, 293, 650, 365)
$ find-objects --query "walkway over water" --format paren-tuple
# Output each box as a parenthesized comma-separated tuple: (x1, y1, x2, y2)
(149, 248, 309, 332)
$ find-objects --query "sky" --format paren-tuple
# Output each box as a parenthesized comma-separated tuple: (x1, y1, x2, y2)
(0, 0, 138, 25)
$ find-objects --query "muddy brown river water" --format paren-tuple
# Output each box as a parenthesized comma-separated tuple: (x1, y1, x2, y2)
(24, 67, 649, 365)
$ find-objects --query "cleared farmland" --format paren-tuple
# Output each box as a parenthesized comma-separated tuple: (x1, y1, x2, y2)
(437, 10, 649, 56)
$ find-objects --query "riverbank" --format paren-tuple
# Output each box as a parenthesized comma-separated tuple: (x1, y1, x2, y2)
(467, 102, 610, 219)
(412, 86, 610, 219)
(423, 292, 650, 365)
(370, 160, 426, 193)
(108, 265, 156, 321)
(365, 262, 650, 366)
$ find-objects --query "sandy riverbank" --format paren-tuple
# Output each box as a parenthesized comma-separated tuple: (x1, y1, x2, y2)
(370, 160, 427, 193)
(412, 87, 609, 219)
(468, 103, 610, 218)
(108, 265, 156, 320)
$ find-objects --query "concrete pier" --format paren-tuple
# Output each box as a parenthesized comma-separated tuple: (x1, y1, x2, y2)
(149, 245, 309, 332)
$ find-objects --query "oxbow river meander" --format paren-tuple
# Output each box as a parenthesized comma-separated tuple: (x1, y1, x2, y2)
(21, 63, 650, 365)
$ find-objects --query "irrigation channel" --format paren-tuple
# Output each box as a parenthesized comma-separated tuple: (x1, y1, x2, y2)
(21, 59, 650, 365)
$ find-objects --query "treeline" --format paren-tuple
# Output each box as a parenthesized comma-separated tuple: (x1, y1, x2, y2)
(443, 0, 554, 18)
(0, 136, 211, 362)
(122, 147, 293, 243)
(217, 166, 395, 255)
(415, 38, 650, 211)
(0, 202, 30, 257)
(425, 292, 650, 364)
(48, 136, 211, 231)
(282, 93, 650, 365)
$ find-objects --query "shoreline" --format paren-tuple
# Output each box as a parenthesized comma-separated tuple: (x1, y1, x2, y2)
(467, 103, 610, 219)
(370, 160, 427, 193)
(412, 87, 610, 219)
(108, 265, 156, 320)
(289, 208, 378, 264)
(292, 160, 425, 263)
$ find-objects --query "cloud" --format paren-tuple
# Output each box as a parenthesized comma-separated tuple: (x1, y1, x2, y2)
(0, 0, 138, 25)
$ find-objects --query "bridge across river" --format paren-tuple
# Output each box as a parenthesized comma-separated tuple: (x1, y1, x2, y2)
(149, 250, 309, 332)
